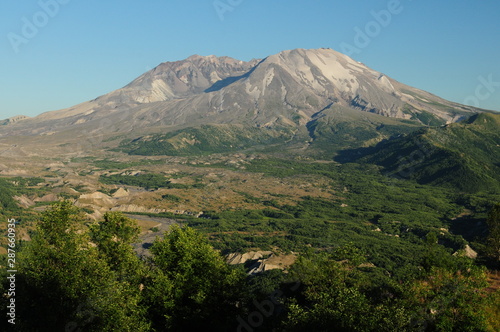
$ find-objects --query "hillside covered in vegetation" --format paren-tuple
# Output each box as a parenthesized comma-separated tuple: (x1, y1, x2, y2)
(337, 113, 500, 193)
(1, 201, 499, 331)
(1, 109, 500, 330)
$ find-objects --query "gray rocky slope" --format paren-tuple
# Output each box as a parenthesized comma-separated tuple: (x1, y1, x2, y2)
(0, 48, 483, 153)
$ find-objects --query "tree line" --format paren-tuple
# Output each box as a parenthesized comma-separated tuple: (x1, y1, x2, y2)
(1, 201, 499, 331)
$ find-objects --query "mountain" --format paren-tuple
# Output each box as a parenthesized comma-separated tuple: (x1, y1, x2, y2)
(94, 54, 260, 106)
(337, 112, 500, 192)
(0, 48, 486, 157)
(0, 55, 259, 134)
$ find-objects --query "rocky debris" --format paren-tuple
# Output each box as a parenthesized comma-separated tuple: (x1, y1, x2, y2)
(118, 171, 141, 176)
(48, 179, 96, 193)
(226, 251, 297, 274)
(61, 187, 80, 195)
(78, 192, 115, 208)
(111, 204, 167, 214)
(466, 245, 479, 259)
(175, 210, 203, 218)
(162, 209, 203, 218)
(112, 187, 130, 198)
(227, 251, 273, 265)
(248, 263, 280, 274)
(453, 244, 478, 259)
(75, 192, 113, 220)
(14, 195, 35, 208)
(34, 193, 58, 202)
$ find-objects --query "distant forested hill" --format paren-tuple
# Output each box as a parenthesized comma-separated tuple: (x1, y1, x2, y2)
(338, 113, 500, 193)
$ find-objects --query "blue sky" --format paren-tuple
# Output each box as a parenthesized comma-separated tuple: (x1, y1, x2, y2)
(1, 0, 499, 119)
